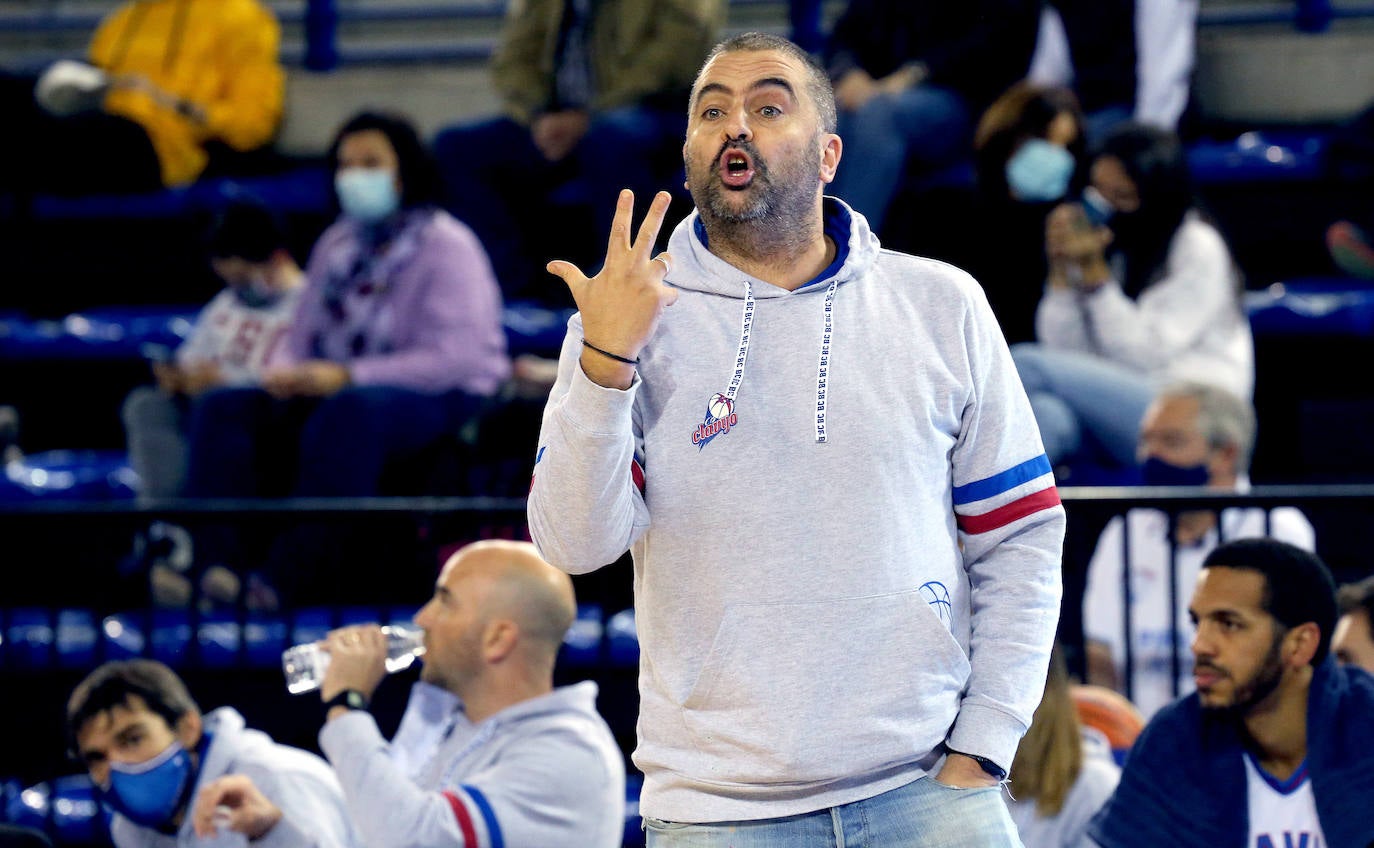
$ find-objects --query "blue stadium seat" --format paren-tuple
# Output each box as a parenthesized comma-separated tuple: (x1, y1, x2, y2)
(28, 168, 332, 222)
(290, 608, 334, 648)
(5, 782, 48, 832)
(1187, 131, 1329, 186)
(196, 613, 242, 669)
(0, 451, 138, 502)
(606, 608, 638, 668)
(48, 775, 107, 847)
(1246, 278, 1374, 337)
(561, 604, 603, 667)
(149, 610, 192, 667)
(243, 613, 288, 668)
(5, 609, 54, 669)
(100, 613, 147, 661)
(622, 772, 645, 848)
(54, 610, 97, 670)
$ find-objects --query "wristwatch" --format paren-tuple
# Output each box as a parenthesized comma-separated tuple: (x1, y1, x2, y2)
(323, 689, 370, 714)
(945, 746, 1006, 780)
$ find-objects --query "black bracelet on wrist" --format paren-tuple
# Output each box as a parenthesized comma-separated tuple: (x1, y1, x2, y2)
(582, 338, 638, 366)
(945, 746, 1007, 780)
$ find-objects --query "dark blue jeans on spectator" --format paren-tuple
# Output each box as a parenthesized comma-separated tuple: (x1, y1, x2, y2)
(433, 106, 686, 303)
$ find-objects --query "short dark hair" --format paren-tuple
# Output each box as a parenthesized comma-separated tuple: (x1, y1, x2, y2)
(327, 111, 443, 209)
(1202, 538, 1338, 666)
(205, 198, 289, 263)
(66, 660, 199, 758)
(697, 32, 836, 134)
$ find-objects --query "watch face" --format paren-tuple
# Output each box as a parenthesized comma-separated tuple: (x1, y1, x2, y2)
(345, 691, 368, 710)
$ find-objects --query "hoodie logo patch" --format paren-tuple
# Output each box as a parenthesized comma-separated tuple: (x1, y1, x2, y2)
(691, 393, 738, 449)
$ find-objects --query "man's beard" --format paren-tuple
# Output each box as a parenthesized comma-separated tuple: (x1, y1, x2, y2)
(1199, 630, 1285, 717)
(687, 138, 821, 230)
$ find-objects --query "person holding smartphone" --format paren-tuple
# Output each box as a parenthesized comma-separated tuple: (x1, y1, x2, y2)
(1010, 123, 1252, 482)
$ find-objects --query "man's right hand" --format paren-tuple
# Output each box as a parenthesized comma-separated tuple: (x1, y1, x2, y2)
(191, 775, 282, 840)
(546, 189, 678, 390)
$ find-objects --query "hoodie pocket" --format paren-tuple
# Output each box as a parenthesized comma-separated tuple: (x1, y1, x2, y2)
(680, 589, 969, 786)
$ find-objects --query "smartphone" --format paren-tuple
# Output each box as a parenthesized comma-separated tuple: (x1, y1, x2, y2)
(1081, 186, 1114, 229)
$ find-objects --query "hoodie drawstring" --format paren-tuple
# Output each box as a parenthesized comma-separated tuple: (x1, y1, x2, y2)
(720, 278, 839, 444)
(815, 280, 839, 443)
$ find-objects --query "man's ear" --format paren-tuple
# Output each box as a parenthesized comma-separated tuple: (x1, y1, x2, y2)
(483, 619, 519, 664)
(1284, 622, 1321, 668)
(819, 134, 842, 185)
(175, 709, 202, 749)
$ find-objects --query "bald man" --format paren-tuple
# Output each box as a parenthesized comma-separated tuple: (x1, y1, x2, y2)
(194, 541, 626, 848)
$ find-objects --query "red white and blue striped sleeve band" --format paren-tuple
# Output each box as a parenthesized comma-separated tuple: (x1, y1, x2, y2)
(441, 786, 504, 848)
(952, 454, 1061, 534)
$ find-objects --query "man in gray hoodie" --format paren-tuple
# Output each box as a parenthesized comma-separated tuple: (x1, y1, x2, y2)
(194, 540, 626, 848)
(531, 30, 1066, 847)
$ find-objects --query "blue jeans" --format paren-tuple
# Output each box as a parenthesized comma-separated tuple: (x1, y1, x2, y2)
(644, 776, 1021, 847)
(830, 85, 971, 235)
(1011, 343, 1156, 468)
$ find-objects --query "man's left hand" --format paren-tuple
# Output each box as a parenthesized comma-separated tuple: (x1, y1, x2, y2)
(262, 361, 350, 399)
(320, 625, 388, 705)
(933, 753, 1001, 789)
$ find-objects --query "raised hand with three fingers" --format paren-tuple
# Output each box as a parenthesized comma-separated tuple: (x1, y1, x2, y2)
(546, 189, 678, 390)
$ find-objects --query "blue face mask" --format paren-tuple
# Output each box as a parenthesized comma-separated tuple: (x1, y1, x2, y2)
(335, 167, 400, 224)
(1005, 138, 1075, 203)
(1140, 456, 1211, 487)
(102, 740, 196, 829)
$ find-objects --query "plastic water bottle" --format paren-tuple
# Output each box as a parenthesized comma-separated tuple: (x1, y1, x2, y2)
(281, 624, 425, 694)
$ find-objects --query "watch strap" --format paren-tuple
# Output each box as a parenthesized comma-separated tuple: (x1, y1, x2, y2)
(945, 746, 1006, 780)
(323, 689, 370, 714)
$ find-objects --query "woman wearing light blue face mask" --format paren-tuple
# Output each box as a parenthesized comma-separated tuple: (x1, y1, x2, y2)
(66, 658, 356, 848)
(183, 111, 512, 611)
(960, 83, 1089, 345)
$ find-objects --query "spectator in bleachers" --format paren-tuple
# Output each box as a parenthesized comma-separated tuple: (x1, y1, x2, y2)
(432, 0, 723, 303)
(1333, 575, 1374, 673)
(1082, 382, 1315, 719)
(122, 199, 304, 503)
(1024, 0, 1137, 144)
(1089, 539, 1372, 848)
(1006, 646, 1120, 848)
(968, 82, 1089, 343)
(1012, 123, 1252, 480)
(1326, 218, 1374, 279)
(0, 0, 284, 195)
(822, 0, 1040, 236)
(67, 659, 357, 848)
(183, 111, 510, 608)
(193, 540, 626, 848)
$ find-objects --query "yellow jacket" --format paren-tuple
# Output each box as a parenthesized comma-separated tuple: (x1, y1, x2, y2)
(89, 0, 284, 187)
(491, 0, 724, 125)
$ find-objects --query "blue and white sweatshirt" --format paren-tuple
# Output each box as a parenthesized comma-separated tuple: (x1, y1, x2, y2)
(528, 198, 1065, 823)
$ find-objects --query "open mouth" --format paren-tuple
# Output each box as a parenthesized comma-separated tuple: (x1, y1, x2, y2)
(718, 148, 755, 188)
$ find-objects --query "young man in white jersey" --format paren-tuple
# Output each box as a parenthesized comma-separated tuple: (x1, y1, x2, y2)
(1089, 538, 1374, 848)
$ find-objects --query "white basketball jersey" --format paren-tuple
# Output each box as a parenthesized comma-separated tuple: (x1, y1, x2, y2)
(1244, 752, 1326, 848)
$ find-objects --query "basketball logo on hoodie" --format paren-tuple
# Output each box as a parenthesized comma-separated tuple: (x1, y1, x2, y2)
(691, 393, 738, 449)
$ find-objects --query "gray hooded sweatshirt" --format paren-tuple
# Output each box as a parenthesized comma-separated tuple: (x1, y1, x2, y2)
(319, 680, 624, 848)
(529, 198, 1065, 823)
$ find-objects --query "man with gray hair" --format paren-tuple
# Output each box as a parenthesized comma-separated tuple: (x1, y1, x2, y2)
(1083, 381, 1316, 718)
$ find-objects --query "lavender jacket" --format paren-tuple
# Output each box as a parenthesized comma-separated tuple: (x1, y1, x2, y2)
(276, 208, 511, 396)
